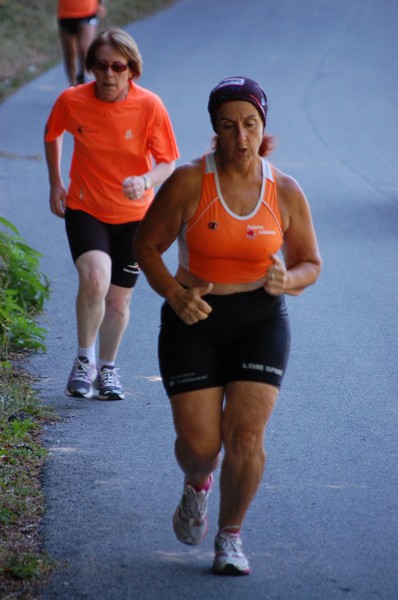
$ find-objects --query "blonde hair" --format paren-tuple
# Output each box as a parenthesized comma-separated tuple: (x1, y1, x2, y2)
(86, 28, 143, 78)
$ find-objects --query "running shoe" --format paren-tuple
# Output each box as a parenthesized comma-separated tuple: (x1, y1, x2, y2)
(173, 475, 213, 545)
(97, 366, 124, 400)
(212, 529, 251, 575)
(65, 356, 97, 398)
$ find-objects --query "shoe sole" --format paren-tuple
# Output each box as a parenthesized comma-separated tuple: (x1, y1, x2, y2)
(212, 563, 251, 576)
(65, 388, 94, 399)
(65, 380, 97, 399)
(96, 393, 124, 401)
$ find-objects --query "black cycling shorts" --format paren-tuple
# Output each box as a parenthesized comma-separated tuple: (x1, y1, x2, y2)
(58, 15, 98, 35)
(158, 287, 291, 396)
(65, 208, 140, 288)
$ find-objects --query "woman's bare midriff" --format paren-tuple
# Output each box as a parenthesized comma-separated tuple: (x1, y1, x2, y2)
(175, 265, 265, 296)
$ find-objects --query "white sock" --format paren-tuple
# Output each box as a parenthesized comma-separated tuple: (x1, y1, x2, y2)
(77, 345, 96, 364)
(97, 358, 115, 371)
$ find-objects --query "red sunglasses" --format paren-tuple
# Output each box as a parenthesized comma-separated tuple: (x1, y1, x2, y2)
(93, 60, 130, 73)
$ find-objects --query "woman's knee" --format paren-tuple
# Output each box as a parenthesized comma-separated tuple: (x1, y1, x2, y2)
(223, 423, 266, 460)
(222, 382, 278, 456)
(79, 269, 109, 299)
(104, 289, 133, 321)
(76, 253, 111, 297)
(175, 436, 221, 467)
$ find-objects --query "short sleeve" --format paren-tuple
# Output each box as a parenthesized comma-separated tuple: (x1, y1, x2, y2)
(44, 92, 68, 142)
(147, 96, 179, 164)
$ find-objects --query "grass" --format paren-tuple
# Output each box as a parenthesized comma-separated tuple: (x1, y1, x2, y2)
(0, 1, 175, 597)
(0, 365, 57, 598)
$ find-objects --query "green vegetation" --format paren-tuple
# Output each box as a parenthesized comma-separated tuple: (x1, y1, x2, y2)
(0, 217, 54, 597)
(0, 386, 56, 595)
(0, 1, 176, 596)
(0, 216, 49, 357)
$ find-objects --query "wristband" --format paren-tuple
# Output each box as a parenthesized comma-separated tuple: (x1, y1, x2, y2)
(142, 174, 152, 190)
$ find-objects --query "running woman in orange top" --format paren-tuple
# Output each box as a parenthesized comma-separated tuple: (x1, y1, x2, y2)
(57, 0, 106, 86)
(134, 76, 321, 575)
(44, 28, 179, 401)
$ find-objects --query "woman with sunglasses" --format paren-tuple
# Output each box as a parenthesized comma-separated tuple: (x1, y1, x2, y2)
(134, 76, 321, 575)
(44, 28, 179, 401)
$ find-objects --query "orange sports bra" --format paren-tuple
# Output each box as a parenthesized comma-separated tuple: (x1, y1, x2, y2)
(177, 152, 283, 284)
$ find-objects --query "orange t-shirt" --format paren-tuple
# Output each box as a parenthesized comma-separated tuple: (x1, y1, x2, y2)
(45, 81, 179, 223)
(178, 152, 284, 284)
(58, 0, 99, 18)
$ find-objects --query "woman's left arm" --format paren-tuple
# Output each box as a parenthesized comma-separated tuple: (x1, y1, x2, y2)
(265, 171, 322, 296)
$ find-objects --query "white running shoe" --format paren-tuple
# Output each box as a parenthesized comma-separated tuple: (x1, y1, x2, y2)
(212, 529, 251, 575)
(173, 475, 213, 545)
(97, 366, 124, 400)
(65, 357, 97, 398)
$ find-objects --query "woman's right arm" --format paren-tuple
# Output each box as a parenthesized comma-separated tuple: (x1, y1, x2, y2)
(133, 162, 213, 324)
(44, 131, 67, 218)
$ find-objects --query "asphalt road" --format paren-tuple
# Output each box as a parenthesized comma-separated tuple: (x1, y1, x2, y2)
(1, 0, 397, 598)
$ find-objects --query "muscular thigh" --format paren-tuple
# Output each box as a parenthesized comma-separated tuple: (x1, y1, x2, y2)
(225, 381, 277, 426)
(170, 387, 224, 448)
(222, 381, 279, 446)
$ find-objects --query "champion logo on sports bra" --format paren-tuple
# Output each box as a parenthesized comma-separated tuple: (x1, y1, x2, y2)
(207, 221, 219, 230)
(125, 129, 133, 139)
(246, 225, 277, 239)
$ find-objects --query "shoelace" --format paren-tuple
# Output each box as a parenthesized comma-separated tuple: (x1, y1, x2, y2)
(217, 531, 242, 553)
(182, 486, 208, 521)
(99, 368, 120, 387)
(72, 359, 94, 382)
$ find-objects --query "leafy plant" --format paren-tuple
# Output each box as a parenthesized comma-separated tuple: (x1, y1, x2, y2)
(0, 216, 50, 359)
(2, 554, 47, 580)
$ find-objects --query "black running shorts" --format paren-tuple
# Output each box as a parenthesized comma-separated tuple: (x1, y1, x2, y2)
(158, 287, 291, 396)
(65, 209, 140, 288)
(58, 15, 98, 35)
